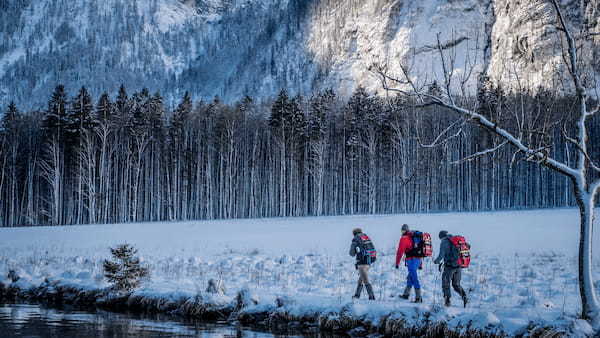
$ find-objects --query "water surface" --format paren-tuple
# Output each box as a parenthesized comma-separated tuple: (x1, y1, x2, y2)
(0, 303, 299, 337)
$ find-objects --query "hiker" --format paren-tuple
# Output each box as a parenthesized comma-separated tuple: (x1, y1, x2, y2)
(349, 227, 376, 300)
(395, 224, 423, 303)
(434, 230, 469, 307)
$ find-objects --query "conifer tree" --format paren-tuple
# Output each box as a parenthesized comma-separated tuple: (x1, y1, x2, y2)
(69, 86, 95, 139)
(103, 243, 149, 292)
(42, 85, 69, 138)
(1, 102, 20, 134)
(95, 92, 113, 123)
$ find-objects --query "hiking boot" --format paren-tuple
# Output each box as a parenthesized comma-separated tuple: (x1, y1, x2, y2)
(413, 288, 423, 303)
(365, 284, 375, 300)
(461, 293, 468, 308)
(399, 286, 412, 300)
(353, 284, 363, 299)
(444, 297, 451, 307)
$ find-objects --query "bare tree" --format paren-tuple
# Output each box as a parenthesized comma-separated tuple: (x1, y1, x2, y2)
(39, 137, 64, 226)
(79, 129, 97, 224)
(373, 0, 599, 323)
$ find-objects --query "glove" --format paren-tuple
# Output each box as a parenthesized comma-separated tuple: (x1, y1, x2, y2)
(395, 265, 399, 270)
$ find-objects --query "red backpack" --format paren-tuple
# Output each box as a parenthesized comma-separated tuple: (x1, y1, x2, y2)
(406, 231, 433, 258)
(449, 235, 471, 268)
(422, 232, 433, 257)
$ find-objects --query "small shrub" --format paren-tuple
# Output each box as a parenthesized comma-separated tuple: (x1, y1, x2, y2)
(103, 244, 149, 293)
(206, 278, 225, 294)
(7, 270, 19, 283)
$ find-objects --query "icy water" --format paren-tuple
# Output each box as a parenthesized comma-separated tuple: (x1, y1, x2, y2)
(0, 303, 302, 337)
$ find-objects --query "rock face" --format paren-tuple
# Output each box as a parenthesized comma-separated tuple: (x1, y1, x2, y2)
(0, 0, 598, 108)
(488, 0, 600, 92)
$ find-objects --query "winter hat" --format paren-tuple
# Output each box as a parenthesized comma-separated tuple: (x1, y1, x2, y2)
(352, 228, 363, 236)
(401, 224, 410, 232)
(438, 230, 448, 239)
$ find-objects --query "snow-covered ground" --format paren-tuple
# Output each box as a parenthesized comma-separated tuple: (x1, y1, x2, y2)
(1, 208, 598, 336)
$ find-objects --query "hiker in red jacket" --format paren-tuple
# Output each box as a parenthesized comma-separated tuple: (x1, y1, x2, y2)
(395, 224, 422, 303)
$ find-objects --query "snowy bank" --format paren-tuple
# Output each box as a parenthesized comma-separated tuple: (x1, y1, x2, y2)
(0, 277, 577, 337)
(0, 209, 598, 336)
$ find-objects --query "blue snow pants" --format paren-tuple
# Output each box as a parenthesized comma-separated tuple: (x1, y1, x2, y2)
(406, 258, 422, 289)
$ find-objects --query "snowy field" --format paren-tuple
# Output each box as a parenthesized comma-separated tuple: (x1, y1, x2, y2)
(1, 208, 599, 335)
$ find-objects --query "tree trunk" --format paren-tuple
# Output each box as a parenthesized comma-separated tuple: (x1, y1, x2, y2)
(574, 183, 600, 320)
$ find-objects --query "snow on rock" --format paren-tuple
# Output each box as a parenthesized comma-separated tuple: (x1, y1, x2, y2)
(570, 319, 594, 336)
(447, 311, 501, 333)
(0, 208, 598, 336)
(154, 1, 197, 33)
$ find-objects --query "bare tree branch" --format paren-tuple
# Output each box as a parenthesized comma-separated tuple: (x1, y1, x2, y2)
(510, 149, 523, 169)
(592, 179, 600, 197)
(588, 104, 599, 117)
(582, 32, 600, 38)
(524, 146, 551, 163)
(371, 64, 415, 97)
(377, 63, 576, 176)
(563, 123, 600, 173)
(417, 121, 463, 148)
(451, 140, 509, 164)
(458, 31, 479, 97)
(549, 0, 585, 96)
(548, 0, 596, 175)
(437, 32, 455, 106)
(427, 99, 577, 176)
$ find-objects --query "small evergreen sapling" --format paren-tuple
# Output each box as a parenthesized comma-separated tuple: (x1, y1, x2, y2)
(103, 244, 149, 292)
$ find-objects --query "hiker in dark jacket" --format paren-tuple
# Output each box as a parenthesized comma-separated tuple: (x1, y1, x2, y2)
(349, 228, 376, 300)
(434, 230, 468, 307)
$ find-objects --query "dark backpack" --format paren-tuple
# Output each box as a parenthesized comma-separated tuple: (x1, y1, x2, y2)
(406, 231, 433, 258)
(357, 234, 377, 264)
(449, 235, 471, 268)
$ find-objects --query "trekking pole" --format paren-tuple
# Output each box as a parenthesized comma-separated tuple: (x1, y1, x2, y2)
(432, 264, 442, 306)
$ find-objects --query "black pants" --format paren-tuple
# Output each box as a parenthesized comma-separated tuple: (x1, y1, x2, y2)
(442, 266, 465, 299)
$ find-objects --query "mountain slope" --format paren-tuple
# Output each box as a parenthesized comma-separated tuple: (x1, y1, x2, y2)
(0, 0, 598, 109)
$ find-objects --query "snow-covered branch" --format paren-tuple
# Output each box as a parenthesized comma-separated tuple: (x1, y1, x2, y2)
(422, 96, 577, 177)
